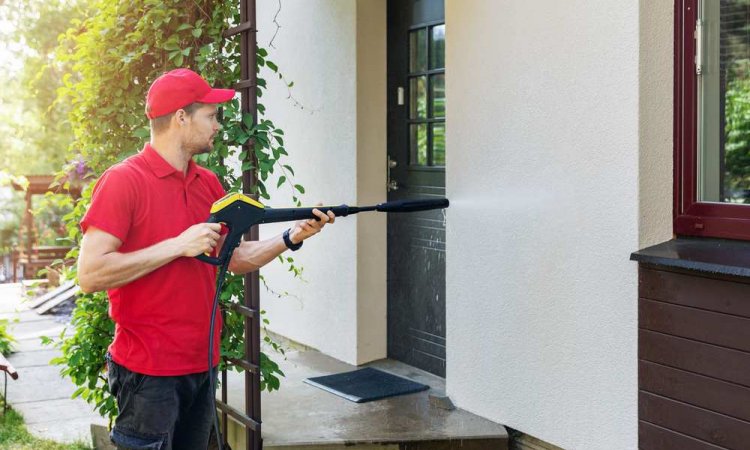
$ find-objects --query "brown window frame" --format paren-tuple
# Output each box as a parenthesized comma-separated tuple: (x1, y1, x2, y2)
(674, 0, 750, 240)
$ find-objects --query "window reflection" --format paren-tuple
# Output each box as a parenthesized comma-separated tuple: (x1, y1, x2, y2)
(410, 28, 427, 72)
(410, 124, 428, 165)
(433, 123, 445, 166)
(699, 0, 750, 203)
(430, 24, 445, 69)
(410, 76, 427, 119)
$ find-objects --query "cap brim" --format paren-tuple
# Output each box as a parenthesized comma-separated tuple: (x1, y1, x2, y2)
(197, 88, 236, 104)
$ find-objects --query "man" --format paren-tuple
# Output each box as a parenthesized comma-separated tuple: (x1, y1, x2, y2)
(77, 68, 335, 449)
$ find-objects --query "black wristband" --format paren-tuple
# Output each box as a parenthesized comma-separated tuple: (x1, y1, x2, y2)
(283, 228, 303, 251)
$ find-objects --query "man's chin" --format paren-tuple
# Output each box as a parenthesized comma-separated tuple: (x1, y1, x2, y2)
(194, 143, 212, 155)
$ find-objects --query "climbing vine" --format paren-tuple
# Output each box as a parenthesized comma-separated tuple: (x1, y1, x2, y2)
(44, 0, 303, 421)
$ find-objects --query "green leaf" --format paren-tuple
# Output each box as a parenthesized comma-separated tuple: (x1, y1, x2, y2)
(243, 113, 255, 129)
(283, 165, 295, 176)
(267, 60, 278, 72)
(133, 127, 150, 139)
(163, 39, 181, 51)
(176, 23, 192, 31)
(276, 176, 286, 188)
(192, 28, 203, 38)
(294, 184, 305, 194)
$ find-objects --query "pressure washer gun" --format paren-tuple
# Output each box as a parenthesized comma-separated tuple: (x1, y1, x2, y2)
(195, 192, 450, 266)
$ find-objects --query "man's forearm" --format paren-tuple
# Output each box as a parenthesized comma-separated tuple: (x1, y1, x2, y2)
(79, 238, 183, 293)
(228, 234, 289, 275)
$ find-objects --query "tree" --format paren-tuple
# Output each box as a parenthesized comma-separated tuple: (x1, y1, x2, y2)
(0, 0, 87, 176)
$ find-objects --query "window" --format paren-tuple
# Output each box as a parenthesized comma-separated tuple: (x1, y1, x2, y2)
(408, 23, 445, 167)
(676, 0, 750, 239)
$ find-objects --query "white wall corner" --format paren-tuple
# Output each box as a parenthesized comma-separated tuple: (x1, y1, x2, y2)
(355, 0, 388, 365)
(639, 0, 674, 248)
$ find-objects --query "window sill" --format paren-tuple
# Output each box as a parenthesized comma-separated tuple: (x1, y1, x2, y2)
(630, 237, 750, 278)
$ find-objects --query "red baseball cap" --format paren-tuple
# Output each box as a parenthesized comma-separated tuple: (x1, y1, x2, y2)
(146, 68, 235, 119)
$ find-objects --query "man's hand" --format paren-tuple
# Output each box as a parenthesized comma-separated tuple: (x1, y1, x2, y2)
(225, 203, 336, 275)
(174, 223, 223, 257)
(289, 204, 336, 244)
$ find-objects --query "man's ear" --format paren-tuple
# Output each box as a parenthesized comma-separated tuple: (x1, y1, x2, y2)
(174, 109, 186, 126)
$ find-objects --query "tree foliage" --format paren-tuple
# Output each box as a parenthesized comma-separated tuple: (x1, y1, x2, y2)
(725, 61, 750, 200)
(0, 0, 86, 176)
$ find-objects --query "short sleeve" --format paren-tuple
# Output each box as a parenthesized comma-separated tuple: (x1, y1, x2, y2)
(80, 168, 136, 242)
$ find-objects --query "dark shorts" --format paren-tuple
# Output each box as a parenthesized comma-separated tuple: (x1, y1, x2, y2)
(106, 353, 217, 450)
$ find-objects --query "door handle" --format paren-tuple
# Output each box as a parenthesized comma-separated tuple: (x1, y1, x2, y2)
(387, 155, 399, 191)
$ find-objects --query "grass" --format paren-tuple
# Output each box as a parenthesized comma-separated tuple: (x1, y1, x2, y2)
(0, 405, 92, 450)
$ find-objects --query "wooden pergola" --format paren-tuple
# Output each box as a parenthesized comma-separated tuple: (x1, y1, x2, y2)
(10, 174, 80, 282)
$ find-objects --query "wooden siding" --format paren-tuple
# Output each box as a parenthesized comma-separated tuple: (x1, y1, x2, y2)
(639, 266, 750, 450)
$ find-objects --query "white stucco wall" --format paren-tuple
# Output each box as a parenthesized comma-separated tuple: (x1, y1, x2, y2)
(249, 0, 674, 447)
(445, 1, 640, 449)
(640, 0, 674, 248)
(254, 0, 387, 365)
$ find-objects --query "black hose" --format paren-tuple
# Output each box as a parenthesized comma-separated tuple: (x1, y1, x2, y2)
(209, 263, 229, 450)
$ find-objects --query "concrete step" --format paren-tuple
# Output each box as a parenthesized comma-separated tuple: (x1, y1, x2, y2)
(222, 350, 508, 450)
(91, 426, 507, 450)
(249, 438, 506, 450)
(259, 439, 507, 450)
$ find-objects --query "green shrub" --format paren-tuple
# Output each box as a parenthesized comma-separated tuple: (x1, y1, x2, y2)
(0, 319, 15, 355)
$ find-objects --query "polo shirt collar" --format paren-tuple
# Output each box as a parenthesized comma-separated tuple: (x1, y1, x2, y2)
(142, 143, 200, 181)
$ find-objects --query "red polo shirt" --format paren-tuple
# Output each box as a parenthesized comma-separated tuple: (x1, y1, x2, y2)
(81, 143, 226, 376)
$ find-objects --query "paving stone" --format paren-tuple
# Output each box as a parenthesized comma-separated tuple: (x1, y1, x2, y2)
(5, 365, 77, 404)
(0, 309, 43, 322)
(0, 283, 103, 444)
(6, 349, 59, 368)
(16, 397, 102, 425)
(14, 337, 52, 352)
(9, 319, 68, 340)
(28, 415, 106, 444)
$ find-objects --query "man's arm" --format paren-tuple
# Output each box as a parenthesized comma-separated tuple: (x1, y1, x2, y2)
(78, 223, 222, 293)
(228, 208, 335, 275)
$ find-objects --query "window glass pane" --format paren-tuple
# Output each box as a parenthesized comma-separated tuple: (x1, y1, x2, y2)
(410, 28, 427, 72)
(433, 123, 446, 166)
(430, 24, 445, 69)
(410, 124, 427, 165)
(698, 0, 750, 203)
(410, 76, 427, 119)
(431, 74, 445, 118)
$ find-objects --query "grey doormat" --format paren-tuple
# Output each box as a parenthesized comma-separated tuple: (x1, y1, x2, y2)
(304, 367, 430, 403)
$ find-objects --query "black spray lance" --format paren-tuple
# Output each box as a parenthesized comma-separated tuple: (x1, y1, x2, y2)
(196, 192, 450, 266)
(195, 192, 449, 449)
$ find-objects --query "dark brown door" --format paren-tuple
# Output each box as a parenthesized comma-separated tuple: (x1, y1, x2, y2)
(387, 0, 446, 377)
